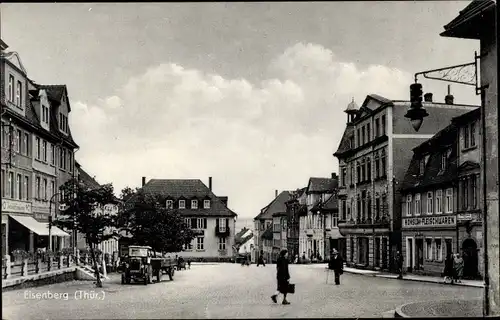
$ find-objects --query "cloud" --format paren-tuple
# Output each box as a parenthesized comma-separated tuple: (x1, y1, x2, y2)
(70, 42, 412, 218)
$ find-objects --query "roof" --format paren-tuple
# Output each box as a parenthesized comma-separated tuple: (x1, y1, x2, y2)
(321, 193, 339, 211)
(235, 228, 253, 245)
(76, 162, 101, 189)
(307, 177, 337, 193)
(452, 107, 480, 125)
(334, 126, 355, 156)
(344, 98, 359, 113)
(0, 39, 8, 50)
(128, 179, 237, 217)
(261, 227, 273, 240)
(401, 123, 458, 192)
(441, 0, 496, 39)
(254, 190, 292, 220)
(38, 85, 72, 112)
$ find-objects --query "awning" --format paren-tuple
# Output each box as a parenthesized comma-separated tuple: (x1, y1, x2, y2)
(9, 215, 70, 237)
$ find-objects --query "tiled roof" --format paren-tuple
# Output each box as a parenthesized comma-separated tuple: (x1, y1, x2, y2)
(254, 191, 292, 220)
(441, 0, 496, 37)
(334, 126, 354, 156)
(452, 107, 480, 125)
(76, 162, 100, 189)
(308, 177, 337, 193)
(321, 193, 339, 211)
(128, 179, 237, 217)
(235, 227, 249, 243)
(401, 123, 458, 192)
(38, 85, 70, 111)
(367, 94, 392, 105)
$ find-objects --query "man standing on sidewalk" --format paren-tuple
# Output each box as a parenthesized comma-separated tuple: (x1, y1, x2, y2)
(328, 249, 343, 285)
(396, 251, 403, 280)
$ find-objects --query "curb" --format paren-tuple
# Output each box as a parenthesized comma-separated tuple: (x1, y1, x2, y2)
(394, 304, 409, 318)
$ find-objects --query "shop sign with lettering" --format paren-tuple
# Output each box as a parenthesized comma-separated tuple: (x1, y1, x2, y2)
(457, 213, 473, 221)
(2, 199, 32, 214)
(403, 215, 456, 228)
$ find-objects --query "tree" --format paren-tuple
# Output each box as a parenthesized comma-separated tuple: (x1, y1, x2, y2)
(54, 178, 117, 288)
(117, 189, 195, 255)
(120, 186, 138, 203)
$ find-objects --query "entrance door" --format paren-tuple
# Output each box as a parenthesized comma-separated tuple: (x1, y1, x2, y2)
(375, 238, 381, 267)
(407, 239, 413, 273)
(462, 238, 479, 279)
(382, 238, 388, 269)
(415, 239, 424, 270)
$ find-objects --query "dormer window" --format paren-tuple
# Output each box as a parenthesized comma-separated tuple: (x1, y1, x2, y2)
(191, 200, 198, 209)
(441, 153, 447, 171)
(42, 105, 49, 124)
(166, 200, 173, 209)
(59, 112, 68, 133)
(8, 75, 14, 102)
(16, 80, 22, 108)
(179, 200, 186, 209)
(204, 200, 210, 209)
(419, 159, 425, 175)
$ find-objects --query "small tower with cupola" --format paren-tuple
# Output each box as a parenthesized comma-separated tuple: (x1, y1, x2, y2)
(344, 98, 359, 124)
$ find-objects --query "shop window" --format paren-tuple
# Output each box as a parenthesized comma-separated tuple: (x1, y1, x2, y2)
(435, 239, 442, 261)
(426, 238, 433, 260)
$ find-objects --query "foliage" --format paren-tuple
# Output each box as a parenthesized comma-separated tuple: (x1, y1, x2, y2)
(116, 189, 195, 254)
(12, 249, 30, 260)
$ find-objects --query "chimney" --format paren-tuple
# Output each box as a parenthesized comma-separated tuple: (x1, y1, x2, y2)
(445, 85, 454, 105)
(209, 177, 212, 191)
(142, 176, 146, 187)
(424, 93, 433, 102)
(275, 190, 278, 198)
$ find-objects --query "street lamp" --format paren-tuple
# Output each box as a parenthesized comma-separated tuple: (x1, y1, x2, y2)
(405, 82, 429, 132)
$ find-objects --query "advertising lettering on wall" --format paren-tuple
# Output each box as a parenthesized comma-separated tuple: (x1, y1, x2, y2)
(402, 215, 456, 228)
(2, 199, 32, 214)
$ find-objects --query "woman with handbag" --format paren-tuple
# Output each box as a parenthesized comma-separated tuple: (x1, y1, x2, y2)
(271, 249, 291, 305)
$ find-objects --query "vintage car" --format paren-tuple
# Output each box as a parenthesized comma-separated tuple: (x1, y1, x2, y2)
(121, 246, 175, 285)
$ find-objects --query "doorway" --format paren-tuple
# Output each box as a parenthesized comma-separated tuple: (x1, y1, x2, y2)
(462, 238, 479, 279)
(406, 238, 413, 272)
(375, 238, 380, 267)
(415, 239, 424, 270)
(445, 238, 453, 258)
(382, 238, 388, 269)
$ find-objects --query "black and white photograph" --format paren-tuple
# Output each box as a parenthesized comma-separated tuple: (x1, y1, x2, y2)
(1, 1, 498, 319)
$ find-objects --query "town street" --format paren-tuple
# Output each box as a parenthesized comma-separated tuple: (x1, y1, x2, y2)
(2, 263, 481, 319)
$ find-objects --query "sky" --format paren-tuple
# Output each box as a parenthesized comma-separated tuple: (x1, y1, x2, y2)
(1, 2, 480, 220)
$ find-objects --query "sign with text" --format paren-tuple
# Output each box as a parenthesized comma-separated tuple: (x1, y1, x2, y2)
(2, 199, 32, 214)
(457, 213, 473, 221)
(403, 215, 456, 228)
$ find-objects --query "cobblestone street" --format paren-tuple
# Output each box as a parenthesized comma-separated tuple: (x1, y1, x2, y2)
(2, 263, 482, 319)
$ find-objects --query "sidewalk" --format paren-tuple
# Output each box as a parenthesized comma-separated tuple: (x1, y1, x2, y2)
(309, 263, 483, 288)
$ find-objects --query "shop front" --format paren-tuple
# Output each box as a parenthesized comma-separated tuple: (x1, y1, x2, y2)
(402, 214, 457, 276)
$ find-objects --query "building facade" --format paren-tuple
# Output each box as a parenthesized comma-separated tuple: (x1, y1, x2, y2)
(1, 40, 78, 256)
(285, 188, 306, 261)
(272, 211, 287, 262)
(334, 94, 478, 271)
(299, 177, 337, 261)
(127, 177, 237, 261)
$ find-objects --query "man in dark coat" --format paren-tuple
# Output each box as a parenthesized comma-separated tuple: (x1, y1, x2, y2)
(271, 249, 291, 305)
(395, 251, 403, 279)
(257, 250, 266, 267)
(328, 248, 343, 285)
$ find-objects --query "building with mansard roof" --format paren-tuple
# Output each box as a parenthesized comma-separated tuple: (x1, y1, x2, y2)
(333, 93, 478, 272)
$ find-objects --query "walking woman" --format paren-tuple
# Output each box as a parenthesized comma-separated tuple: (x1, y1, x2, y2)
(453, 253, 464, 283)
(271, 249, 291, 305)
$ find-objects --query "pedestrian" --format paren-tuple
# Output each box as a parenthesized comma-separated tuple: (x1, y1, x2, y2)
(257, 250, 266, 267)
(395, 251, 403, 279)
(328, 249, 344, 285)
(443, 253, 454, 284)
(271, 249, 291, 305)
(453, 253, 464, 283)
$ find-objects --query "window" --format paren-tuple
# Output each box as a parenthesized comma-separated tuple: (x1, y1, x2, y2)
(219, 237, 227, 250)
(22, 132, 28, 155)
(1, 169, 5, 197)
(42, 140, 47, 162)
(331, 213, 338, 227)
(350, 165, 354, 184)
(426, 239, 433, 260)
(464, 125, 470, 149)
(414, 194, 421, 216)
(197, 218, 207, 229)
(356, 162, 361, 183)
(178, 200, 186, 209)
(25, 176, 30, 200)
(441, 153, 447, 171)
(50, 181, 54, 201)
(381, 115, 386, 135)
(381, 149, 386, 177)
(419, 159, 425, 175)
(366, 123, 371, 141)
(59, 147, 63, 168)
(427, 192, 433, 215)
(375, 153, 380, 178)
(367, 157, 371, 181)
(35, 177, 41, 199)
(219, 218, 227, 232)
(204, 199, 210, 209)
(166, 200, 173, 209)
(43, 178, 48, 200)
(68, 152, 73, 172)
(357, 128, 361, 147)
(436, 190, 443, 214)
(361, 126, 365, 145)
(341, 199, 347, 220)
(436, 239, 443, 261)
(406, 195, 412, 216)
(196, 237, 204, 250)
(8, 172, 14, 198)
(8, 75, 14, 101)
(191, 200, 198, 209)
(375, 118, 380, 138)
(16, 174, 21, 199)
(15, 129, 21, 152)
(42, 105, 49, 124)
(35, 137, 41, 160)
(462, 178, 469, 209)
(445, 188, 453, 213)
(341, 167, 347, 187)
(16, 80, 22, 107)
(471, 175, 478, 209)
(361, 158, 366, 181)
(470, 122, 476, 147)
(62, 149, 67, 170)
(50, 144, 54, 165)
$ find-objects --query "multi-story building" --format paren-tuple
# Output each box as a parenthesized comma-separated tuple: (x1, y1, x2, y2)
(334, 94, 478, 271)
(126, 177, 237, 261)
(400, 107, 482, 278)
(272, 210, 287, 263)
(441, 0, 498, 312)
(299, 176, 337, 261)
(1, 40, 78, 256)
(319, 190, 344, 260)
(254, 190, 291, 263)
(285, 187, 306, 261)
